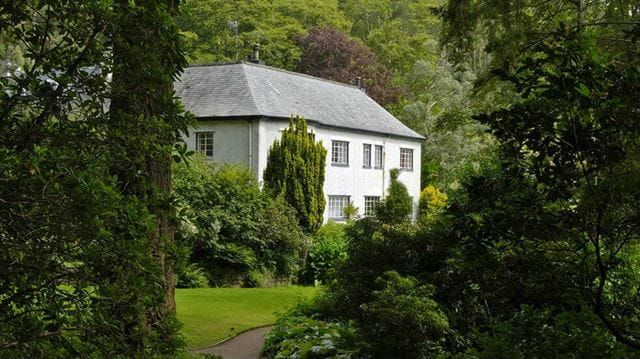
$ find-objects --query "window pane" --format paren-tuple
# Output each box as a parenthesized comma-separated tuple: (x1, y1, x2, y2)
(363, 144, 371, 167)
(375, 145, 383, 167)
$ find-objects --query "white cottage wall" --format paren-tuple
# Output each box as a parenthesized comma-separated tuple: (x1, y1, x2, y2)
(255, 118, 422, 222)
(183, 119, 260, 176)
(184, 118, 422, 222)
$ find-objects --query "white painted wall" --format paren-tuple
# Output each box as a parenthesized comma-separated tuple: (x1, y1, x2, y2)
(183, 119, 260, 175)
(183, 117, 422, 222)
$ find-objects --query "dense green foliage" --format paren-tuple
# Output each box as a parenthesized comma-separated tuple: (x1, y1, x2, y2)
(262, 303, 366, 359)
(263, 116, 327, 233)
(303, 222, 348, 284)
(0, 0, 189, 356)
(469, 29, 640, 349)
(173, 155, 306, 287)
(177, 0, 349, 69)
(4, 0, 639, 357)
(359, 271, 449, 358)
(176, 264, 209, 289)
(439, 0, 640, 67)
(266, 25, 640, 359)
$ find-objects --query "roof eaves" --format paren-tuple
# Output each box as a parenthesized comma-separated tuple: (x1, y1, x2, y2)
(193, 114, 426, 141)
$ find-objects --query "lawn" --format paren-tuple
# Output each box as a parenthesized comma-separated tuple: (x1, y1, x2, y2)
(176, 286, 318, 349)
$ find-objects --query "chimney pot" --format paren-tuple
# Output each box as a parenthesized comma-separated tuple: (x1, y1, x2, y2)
(355, 77, 366, 91)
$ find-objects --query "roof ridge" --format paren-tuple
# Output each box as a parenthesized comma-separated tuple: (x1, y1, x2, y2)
(241, 62, 362, 89)
(187, 61, 362, 90)
(187, 61, 241, 67)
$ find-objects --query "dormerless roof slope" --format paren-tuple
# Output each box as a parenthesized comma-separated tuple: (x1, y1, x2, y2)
(175, 62, 425, 140)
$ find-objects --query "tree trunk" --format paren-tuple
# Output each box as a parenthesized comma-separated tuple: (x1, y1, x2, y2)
(149, 154, 177, 313)
(109, 0, 182, 338)
(577, 0, 585, 29)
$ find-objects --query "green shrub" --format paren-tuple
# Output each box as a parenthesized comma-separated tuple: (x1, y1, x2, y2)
(343, 202, 359, 220)
(317, 218, 427, 320)
(173, 154, 306, 286)
(375, 169, 413, 224)
(245, 270, 265, 288)
(458, 306, 634, 359)
(260, 196, 308, 280)
(417, 185, 447, 226)
(304, 222, 348, 284)
(359, 271, 449, 359)
(176, 263, 209, 288)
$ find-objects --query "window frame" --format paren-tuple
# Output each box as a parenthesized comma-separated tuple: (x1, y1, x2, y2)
(400, 147, 414, 171)
(328, 195, 350, 219)
(374, 145, 384, 168)
(364, 196, 381, 217)
(362, 143, 372, 168)
(195, 131, 214, 158)
(331, 140, 349, 166)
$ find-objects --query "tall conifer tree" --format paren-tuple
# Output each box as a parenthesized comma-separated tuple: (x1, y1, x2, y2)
(263, 116, 327, 233)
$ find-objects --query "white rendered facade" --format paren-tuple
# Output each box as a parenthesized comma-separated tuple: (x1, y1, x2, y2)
(183, 117, 422, 222)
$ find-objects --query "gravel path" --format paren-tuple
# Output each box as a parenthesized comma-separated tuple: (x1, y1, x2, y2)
(191, 326, 273, 359)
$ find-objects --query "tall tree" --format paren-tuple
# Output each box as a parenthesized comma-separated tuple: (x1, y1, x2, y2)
(263, 116, 327, 233)
(109, 0, 191, 338)
(339, 0, 443, 73)
(0, 0, 188, 356)
(459, 29, 640, 350)
(296, 26, 402, 105)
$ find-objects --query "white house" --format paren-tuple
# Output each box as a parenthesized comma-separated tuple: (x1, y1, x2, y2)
(175, 61, 424, 222)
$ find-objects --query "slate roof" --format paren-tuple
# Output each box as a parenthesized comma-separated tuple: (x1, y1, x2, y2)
(175, 62, 425, 140)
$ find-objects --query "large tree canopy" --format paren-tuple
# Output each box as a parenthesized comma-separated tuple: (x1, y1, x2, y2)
(439, 0, 640, 68)
(177, 0, 350, 69)
(296, 26, 401, 105)
(0, 0, 189, 356)
(472, 30, 640, 349)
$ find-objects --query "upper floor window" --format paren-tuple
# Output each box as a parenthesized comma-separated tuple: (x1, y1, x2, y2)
(328, 195, 350, 219)
(364, 196, 380, 216)
(400, 148, 413, 170)
(374, 145, 384, 168)
(196, 132, 214, 157)
(331, 140, 349, 166)
(363, 144, 372, 168)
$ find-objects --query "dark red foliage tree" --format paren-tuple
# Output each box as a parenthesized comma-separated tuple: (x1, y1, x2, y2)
(296, 27, 403, 106)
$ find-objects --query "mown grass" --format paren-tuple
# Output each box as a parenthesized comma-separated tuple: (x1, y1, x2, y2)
(176, 286, 318, 349)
